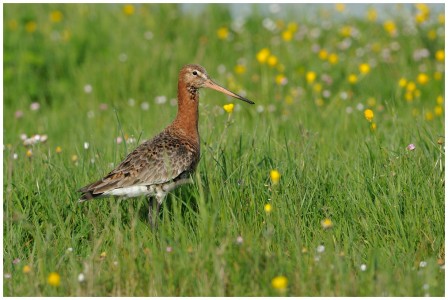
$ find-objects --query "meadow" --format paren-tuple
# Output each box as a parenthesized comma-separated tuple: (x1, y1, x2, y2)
(3, 3, 445, 296)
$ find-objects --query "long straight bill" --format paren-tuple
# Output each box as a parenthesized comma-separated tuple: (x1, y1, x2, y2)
(204, 79, 255, 104)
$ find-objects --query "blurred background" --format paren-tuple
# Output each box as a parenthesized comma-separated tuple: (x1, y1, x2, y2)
(183, 3, 444, 20)
(4, 3, 444, 111)
(4, 3, 445, 150)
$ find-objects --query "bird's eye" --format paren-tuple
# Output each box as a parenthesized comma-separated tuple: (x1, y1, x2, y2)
(192, 71, 198, 76)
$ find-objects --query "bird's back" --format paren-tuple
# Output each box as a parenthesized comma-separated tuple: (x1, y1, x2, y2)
(78, 128, 200, 201)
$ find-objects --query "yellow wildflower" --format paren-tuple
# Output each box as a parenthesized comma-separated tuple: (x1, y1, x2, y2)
(417, 73, 429, 85)
(367, 97, 376, 107)
(26, 149, 33, 157)
(366, 8, 377, 21)
(335, 3, 345, 12)
(398, 78, 407, 87)
(405, 92, 413, 102)
(217, 27, 229, 40)
(71, 155, 78, 162)
(359, 63, 370, 74)
(318, 49, 328, 60)
(100, 251, 107, 259)
(264, 203, 272, 213)
(22, 265, 31, 274)
(270, 170, 281, 184)
(406, 81, 416, 92)
(321, 218, 333, 229)
(348, 74, 358, 84)
(383, 20, 396, 36)
(282, 30, 293, 42)
(55, 146, 62, 153)
(370, 122, 377, 131)
(364, 109, 374, 122)
(415, 3, 430, 14)
(435, 50, 444, 61)
(438, 13, 445, 24)
(223, 103, 234, 113)
(415, 4, 430, 23)
(436, 95, 444, 105)
(340, 26, 352, 37)
(267, 55, 278, 67)
(287, 22, 298, 32)
(306, 71, 316, 84)
(427, 30, 437, 40)
(256, 48, 270, 64)
(328, 53, 339, 64)
(25, 21, 37, 33)
(275, 74, 287, 86)
(415, 12, 429, 24)
(234, 64, 246, 74)
(313, 83, 322, 93)
(123, 4, 135, 16)
(50, 11, 63, 23)
(434, 106, 443, 116)
(271, 275, 288, 291)
(425, 112, 434, 121)
(434, 72, 442, 80)
(47, 272, 61, 287)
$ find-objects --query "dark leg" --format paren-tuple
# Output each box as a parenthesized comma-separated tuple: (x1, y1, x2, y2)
(148, 197, 161, 229)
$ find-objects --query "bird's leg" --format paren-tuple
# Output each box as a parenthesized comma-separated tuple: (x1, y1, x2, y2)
(148, 196, 161, 229)
(163, 178, 194, 192)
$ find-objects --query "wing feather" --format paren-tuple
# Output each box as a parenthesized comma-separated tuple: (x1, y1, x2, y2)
(78, 131, 199, 199)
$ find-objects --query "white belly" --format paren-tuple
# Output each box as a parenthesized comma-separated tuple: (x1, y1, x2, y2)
(103, 186, 153, 198)
(100, 178, 193, 201)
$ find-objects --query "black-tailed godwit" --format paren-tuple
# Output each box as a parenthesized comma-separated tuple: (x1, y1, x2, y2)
(78, 64, 254, 226)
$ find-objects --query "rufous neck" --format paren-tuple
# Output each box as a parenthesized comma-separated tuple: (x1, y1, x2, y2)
(172, 80, 199, 139)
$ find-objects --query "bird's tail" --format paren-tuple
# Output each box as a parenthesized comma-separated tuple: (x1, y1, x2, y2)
(78, 181, 105, 202)
(78, 191, 99, 202)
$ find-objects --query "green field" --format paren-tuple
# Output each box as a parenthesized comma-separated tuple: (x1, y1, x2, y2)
(3, 3, 445, 296)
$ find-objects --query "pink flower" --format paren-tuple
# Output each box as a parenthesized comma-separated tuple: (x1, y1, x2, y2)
(30, 102, 40, 111)
(406, 144, 416, 151)
(15, 110, 23, 118)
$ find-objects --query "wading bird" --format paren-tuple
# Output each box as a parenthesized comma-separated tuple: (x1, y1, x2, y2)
(78, 64, 254, 227)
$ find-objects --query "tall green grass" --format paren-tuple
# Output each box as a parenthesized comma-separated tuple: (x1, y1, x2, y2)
(3, 3, 444, 296)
